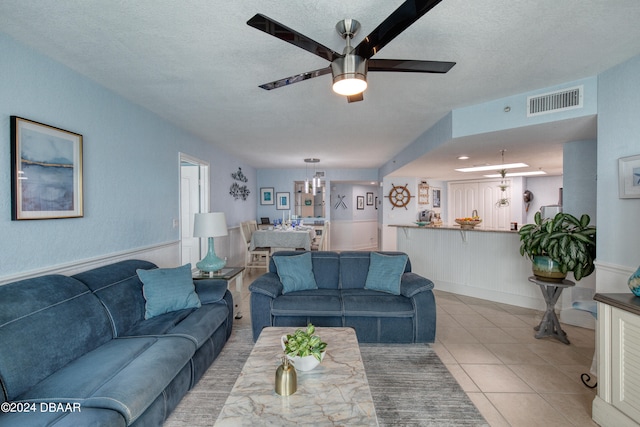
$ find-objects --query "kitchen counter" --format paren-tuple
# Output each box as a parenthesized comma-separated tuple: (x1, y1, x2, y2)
(390, 224, 518, 234)
(391, 224, 544, 311)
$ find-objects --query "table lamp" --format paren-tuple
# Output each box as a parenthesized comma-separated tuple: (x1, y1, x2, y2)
(193, 212, 228, 273)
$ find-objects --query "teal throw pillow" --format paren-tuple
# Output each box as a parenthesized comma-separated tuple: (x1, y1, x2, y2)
(364, 252, 408, 295)
(137, 263, 201, 319)
(273, 252, 318, 294)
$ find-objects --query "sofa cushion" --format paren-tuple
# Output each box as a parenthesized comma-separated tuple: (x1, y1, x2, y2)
(271, 290, 342, 316)
(194, 279, 229, 304)
(137, 264, 201, 319)
(341, 289, 415, 317)
(17, 336, 195, 425)
(273, 252, 318, 294)
(364, 252, 408, 295)
(0, 275, 112, 401)
(0, 406, 126, 427)
(269, 251, 340, 289)
(122, 301, 229, 349)
(340, 251, 412, 289)
(72, 259, 157, 337)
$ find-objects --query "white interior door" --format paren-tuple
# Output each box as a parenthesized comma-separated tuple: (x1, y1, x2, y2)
(180, 154, 209, 267)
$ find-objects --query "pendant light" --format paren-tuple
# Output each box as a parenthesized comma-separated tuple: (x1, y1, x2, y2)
(496, 150, 510, 208)
(304, 158, 320, 195)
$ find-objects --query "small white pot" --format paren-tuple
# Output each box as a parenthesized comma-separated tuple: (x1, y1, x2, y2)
(280, 335, 325, 371)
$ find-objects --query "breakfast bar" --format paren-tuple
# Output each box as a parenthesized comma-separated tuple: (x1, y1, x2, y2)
(390, 224, 545, 310)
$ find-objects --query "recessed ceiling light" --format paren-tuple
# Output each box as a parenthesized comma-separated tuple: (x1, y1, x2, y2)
(455, 163, 528, 173)
(484, 171, 547, 177)
(457, 155, 469, 160)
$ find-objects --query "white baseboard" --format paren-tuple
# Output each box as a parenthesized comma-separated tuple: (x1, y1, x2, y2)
(560, 307, 596, 329)
(595, 260, 635, 294)
(0, 241, 179, 286)
(435, 280, 546, 311)
(593, 396, 640, 427)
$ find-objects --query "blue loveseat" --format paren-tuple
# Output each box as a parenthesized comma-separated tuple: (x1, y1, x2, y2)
(0, 259, 233, 426)
(249, 251, 436, 343)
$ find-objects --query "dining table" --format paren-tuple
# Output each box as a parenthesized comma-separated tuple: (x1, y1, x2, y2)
(249, 227, 315, 251)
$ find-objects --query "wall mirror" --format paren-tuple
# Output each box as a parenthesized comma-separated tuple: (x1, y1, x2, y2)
(294, 181, 325, 218)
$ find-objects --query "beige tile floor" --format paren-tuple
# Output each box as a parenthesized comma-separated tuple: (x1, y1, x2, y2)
(238, 270, 598, 427)
(432, 289, 598, 427)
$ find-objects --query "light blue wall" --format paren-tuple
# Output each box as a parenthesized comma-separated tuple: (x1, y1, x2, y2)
(256, 168, 378, 222)
(330, 183, 378, 221)
(379, 113, 453, 179)
(0, 33, 256, 278)
(597, 54, 640, 269)
(452, 77, 597, 138)
(563, 139, 597, 222)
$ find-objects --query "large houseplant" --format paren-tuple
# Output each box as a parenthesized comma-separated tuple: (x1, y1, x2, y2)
(518, 211, 596, 281)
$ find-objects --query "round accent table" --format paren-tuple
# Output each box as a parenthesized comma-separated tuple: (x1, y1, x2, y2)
(528, 276, 575, 344)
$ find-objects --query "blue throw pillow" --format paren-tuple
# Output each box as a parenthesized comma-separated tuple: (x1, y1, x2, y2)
(137, 263, 201, 319)
(364, 252, 408, 295)
(273, 252, 318, 294)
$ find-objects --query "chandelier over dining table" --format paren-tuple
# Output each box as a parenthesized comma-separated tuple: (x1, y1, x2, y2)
(304, 158, 321, 195)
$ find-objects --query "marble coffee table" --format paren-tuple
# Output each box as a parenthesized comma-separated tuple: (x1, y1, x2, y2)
(214, 327, 378, 426)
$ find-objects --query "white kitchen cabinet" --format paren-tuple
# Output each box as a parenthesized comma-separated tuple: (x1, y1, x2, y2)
(448, 179, 511, 229)
(593, 293, 640, 427)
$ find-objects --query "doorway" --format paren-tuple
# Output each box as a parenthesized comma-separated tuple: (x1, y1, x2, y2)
(179, 153, 209, 266)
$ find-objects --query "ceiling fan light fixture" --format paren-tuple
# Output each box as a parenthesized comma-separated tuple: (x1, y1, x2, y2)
(331, 55, 368, 96)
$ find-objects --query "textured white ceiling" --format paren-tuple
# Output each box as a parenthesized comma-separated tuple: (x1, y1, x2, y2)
(1, 1, 639, 179)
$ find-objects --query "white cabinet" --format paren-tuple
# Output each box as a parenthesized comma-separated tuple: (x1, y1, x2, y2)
(448, 179, 511, 229)
(593, 293, 640, 427)
(448, 182, 478, 220)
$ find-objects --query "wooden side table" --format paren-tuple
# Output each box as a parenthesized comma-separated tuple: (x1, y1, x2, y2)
(194, 267, 245, 319)
(528, 276, 575, 344)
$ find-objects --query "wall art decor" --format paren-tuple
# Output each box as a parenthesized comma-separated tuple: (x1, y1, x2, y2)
(230, 167, 250, 200)
(366, 192, 374, 206)
(11, 116, 83, 220)
(260, 187, 274, 205)
(432, 188, 441, 208)
(276, 192, 290, 210)
(357, 196, 364, 210)
(229, 182, 250, 200)
(386, 183, 412, 210)
(334, 194, 347, 210)
(418, 181, 429, 205)
(231, 167, 248, 182)
(619, 154, 640, 198)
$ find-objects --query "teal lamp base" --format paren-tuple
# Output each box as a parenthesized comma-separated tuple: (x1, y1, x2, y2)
(196, 237, 226, 273)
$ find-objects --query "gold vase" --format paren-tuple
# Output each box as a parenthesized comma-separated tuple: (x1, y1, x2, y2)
(275, 356, 297, 396)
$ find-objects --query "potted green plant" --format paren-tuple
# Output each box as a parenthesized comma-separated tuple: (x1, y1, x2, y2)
(518, 211, 596, 281)
(281, 323, 327, 371)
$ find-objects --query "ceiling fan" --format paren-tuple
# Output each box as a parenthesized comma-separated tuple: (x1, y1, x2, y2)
(247, 0, 455, 103)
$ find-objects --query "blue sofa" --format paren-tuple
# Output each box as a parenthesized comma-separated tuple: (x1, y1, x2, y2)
(249, 251, 436, 343)
(0, 259, 233, 426)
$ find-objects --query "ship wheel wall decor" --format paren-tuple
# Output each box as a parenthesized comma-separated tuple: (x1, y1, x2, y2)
(386, 183, 413, 209)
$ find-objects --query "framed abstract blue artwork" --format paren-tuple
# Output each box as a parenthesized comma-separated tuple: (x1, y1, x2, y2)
(11, 116, 83, 220)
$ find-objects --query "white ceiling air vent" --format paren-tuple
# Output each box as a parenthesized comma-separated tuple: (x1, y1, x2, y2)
(527, 85, 583, 117)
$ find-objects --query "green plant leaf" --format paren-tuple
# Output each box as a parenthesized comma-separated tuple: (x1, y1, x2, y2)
(580, 214, 591, 228)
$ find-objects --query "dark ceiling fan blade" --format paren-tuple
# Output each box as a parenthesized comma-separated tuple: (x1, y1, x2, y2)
(258, 67, 332, 90)
(354, 0, 444, 59)
(347, 93, 364, 103)
(247, 14, 341, 63)
(368, 59, 455, 73)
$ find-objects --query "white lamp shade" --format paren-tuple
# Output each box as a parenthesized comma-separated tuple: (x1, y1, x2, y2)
(193, 212, 228, 238)
(332, 77, 367, 96)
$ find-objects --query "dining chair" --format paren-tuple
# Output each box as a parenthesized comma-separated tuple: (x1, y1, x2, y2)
(311, 223, 328, 251)
(239, 220, 269, 273)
